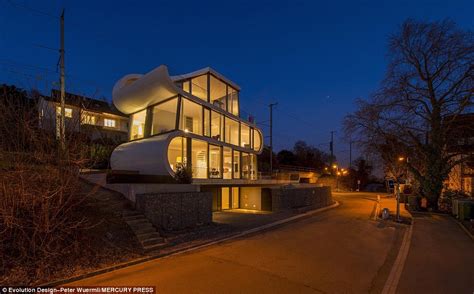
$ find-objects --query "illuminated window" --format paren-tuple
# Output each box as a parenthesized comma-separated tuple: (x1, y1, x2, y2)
(191, 139, 208, 179)
(211, 111, 223, 141)
(191, 75, 208, 101)
(253, 128, 262, 151)
(225, 118, 239, 146)
(104, 118, 116, 128)
(168, 137, 187, 172)
(56, 106, 73, 118)
(151, 98, 178, 135)
(180, 98, 202, 135)
(210, 75, 227, 111)
(228, 87, 239, 116)
(223, 147, 232, 179)
(233, 150, 241, 179)
(209, 145, 221, 179)
(130, 109, 146, 140)
(204, 108, 210, 137)
(241, 124, 250, 148)
(81, 113, 96, 125)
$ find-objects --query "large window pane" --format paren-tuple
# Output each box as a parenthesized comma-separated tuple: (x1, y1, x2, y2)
(223, 147, 232, 179)
(151, 98, 177, 135)
(191, 74, 208, 101)
(225, 118, 239, 146)
(250, 154, 258, 180)
(130, 109, 146, 140)
(209, 145, 221, 179)
(233, 150, 240, 179)
(168, 137, 187, 172)
(191, 139, 207, 179)
(242, 152, 250, 179)
(211, 110, 222, 141)
(203, 108, 210, 137)
(241, 124, 250, 148)
(180, 98, 202, 135)
(210, 75, 227, 111)
(253, 128, 262, 151)
(228, 87, 239, 116)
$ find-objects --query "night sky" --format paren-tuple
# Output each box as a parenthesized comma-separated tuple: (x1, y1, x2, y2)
(1, 0, 473, 167)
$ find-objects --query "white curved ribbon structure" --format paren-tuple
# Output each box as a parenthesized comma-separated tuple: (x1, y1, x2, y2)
(112, 65, 183, 115)
(110, 65, 263, 179)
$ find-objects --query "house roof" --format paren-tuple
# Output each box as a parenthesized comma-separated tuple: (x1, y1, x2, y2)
(44, 89, 128, 117)
(170, 67, 241, 91)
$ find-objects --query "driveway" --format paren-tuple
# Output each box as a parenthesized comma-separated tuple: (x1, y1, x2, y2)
(70, 192, 404, 293)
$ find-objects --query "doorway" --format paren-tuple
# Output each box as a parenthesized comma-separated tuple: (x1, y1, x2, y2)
(220, 187, 240, 210)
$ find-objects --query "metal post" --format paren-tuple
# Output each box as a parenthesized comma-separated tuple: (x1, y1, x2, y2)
(269, 102, 278, 176)
(330, 131, 334, 173)
(396, 182, 401, 222)
(59, 9, 66, 152)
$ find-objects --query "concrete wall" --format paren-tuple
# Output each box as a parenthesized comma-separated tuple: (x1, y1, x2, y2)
(81, 172, 199, 202)
(136, 192, 212, 231)
(240, 187, 262, 210)
(269, 186, 332, 212)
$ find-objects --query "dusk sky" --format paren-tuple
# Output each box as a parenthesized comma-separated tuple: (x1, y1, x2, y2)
(1, 0, 473, 167)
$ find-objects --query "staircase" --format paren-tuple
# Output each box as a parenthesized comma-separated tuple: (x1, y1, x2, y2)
(122, 209, 167, 253)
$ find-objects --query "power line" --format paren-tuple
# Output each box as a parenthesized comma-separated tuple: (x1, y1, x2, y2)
(5, 0, 59, 19)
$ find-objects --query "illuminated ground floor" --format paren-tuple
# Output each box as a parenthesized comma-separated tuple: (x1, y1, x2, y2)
(201, 186, 273, 212)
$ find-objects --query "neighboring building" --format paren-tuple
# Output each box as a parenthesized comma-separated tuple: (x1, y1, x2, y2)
(110, 65, 270, 211)
(445, 113, 474, 196)
(38, 89, 129, 142)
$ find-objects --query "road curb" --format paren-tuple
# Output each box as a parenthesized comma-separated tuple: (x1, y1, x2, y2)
(381, 219, 414, 294)
(43, 201, 340, 287)
(455, 220, 474, 242)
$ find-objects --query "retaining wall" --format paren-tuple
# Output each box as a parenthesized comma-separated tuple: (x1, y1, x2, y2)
(135, 192, 212, 231)
(269, 186, 333, 212)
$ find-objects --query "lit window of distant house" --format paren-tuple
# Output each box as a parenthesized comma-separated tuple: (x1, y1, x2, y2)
(56, 106, 73, 118)
(81, 113, 96, 125)
(104, 118, 116, 128)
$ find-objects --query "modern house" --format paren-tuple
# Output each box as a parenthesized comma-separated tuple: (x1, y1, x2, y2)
(110, 65, 268, 211)
(38, 89, 129, 142)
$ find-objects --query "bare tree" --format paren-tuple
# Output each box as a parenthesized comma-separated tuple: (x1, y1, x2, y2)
(345, 19, 473, 208)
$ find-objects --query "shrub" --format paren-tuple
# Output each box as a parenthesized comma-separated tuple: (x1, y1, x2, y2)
(174, 165, 193, 184)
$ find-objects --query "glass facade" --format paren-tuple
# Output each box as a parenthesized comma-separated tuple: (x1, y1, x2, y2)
(191, 75, 208, 101)
(129, 69, 262, 181)
(225, 118, 239, 145)
(233, 150, 240, 179)
(210, 75, 227, 110)
(241, 124, 250, 148)
(191, 139, 207, 179)
(209, 145, 221, 179)
(180, 98, 202, 135)
(211, 110, 222, 141)
(168, 137, 187, 172)
(228, 87, 239, 116)
(166, 136, 257, 180)
(203, 108, 210, 137)
(253, 128, 262, 151)
(151, 98, 177, 135)
(223, 147, 232, 179)
(130, 109, 146, 140)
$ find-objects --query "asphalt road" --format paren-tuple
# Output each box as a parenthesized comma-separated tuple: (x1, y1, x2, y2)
(70, 192, 405, 293)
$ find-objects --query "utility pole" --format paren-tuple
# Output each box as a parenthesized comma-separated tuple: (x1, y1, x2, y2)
(268, 102, 278, 175)
(59, 9, 66, 152)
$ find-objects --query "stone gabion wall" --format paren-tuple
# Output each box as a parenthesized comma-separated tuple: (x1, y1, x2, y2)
(271, 186, 332, 212)
(135, 192, 212, 231)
